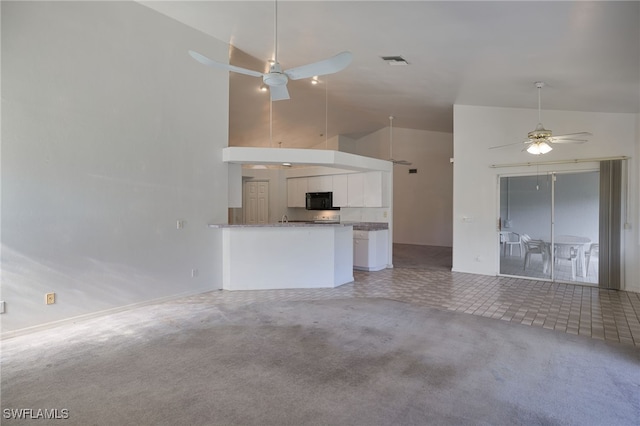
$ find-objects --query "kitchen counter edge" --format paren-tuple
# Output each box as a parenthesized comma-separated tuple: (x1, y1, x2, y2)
(208, 223, 352, 229)
(208, 222, 388, 230)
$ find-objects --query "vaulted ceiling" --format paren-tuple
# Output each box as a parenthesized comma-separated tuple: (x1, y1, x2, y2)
(141, 1, 640, 148)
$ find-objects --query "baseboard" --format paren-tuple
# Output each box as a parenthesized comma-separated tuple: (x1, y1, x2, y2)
(1, 287, 218, 340)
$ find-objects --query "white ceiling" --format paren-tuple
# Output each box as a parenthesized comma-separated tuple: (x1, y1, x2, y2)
(141, 1, 640, 148)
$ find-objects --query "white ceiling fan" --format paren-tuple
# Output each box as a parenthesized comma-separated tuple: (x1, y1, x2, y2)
(490, 81, 592, 155)
(188, 1, 352, 102)
(388, 116, 411, 165)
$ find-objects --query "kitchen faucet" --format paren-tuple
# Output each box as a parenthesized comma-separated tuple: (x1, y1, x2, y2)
(281, 215, 288, 223)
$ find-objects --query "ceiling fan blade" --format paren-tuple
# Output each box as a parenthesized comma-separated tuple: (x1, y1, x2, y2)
(284, 51, 353, 80)
(489, 140, 530, 150)
(550, 139, 588, 144)
(552, 132, 593, 139)
(188, 50, 263, 78)
(269, 84, 290, 101)
(390, 159, 412, 166)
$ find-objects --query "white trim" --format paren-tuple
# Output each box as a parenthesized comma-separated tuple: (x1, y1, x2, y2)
(1, 288, 212, 340)
(223, 147, 393, 172)
(490, 156, 629, 169)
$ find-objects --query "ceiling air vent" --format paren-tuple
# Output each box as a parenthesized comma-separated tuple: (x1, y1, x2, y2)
(381, 56, 409, 66)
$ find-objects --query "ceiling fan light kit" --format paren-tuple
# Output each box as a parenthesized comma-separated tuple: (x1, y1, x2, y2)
(526, 141, 553, 155)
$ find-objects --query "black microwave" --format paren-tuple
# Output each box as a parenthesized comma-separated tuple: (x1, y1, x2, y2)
(306, 192, 339, 210)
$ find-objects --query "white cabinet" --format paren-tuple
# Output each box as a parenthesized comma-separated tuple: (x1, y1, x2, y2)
(307, 175, 333, 192)
(363, 171, 390, 207)
(341, 172, 389, 208)
(287, 177, 308, 207)
(287, 172, 388, 209)
(347, 173, 365, 207)
(332, 174, 349, 207)
(353, 229, 388, 271)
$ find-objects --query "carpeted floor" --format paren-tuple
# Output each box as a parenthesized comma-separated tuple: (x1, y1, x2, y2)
(2, 297, 638, 425)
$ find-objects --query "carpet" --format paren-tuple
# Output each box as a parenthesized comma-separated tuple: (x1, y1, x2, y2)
(1, 297, 638, 425)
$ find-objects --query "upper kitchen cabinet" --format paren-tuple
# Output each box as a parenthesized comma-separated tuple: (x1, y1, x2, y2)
(288, 171, 389, 209)
(287, 177, 308, 207)
(335, 172, 390, 208)
(363, 171, 390, 207)
(307, 175, 333, 192)
(332, 174, 349, 207)
(347, 173, 365, 207)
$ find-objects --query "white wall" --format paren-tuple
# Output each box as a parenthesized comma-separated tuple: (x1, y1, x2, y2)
(453, 105, 639, 293)
(355, 127, 453, 246)
(1, 2, 230, 332)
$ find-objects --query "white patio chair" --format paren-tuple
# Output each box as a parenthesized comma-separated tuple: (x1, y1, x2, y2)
(523, 237, 550, 274)
(503, 232, 522, 257)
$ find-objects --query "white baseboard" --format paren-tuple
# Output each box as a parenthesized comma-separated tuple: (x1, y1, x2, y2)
(1, 288, 217, 340)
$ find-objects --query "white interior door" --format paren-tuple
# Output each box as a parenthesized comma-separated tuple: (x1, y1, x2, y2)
(244, 181, 269, 224)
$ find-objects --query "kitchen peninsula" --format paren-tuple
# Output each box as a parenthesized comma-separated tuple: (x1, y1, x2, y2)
(210, 222, 354, 291)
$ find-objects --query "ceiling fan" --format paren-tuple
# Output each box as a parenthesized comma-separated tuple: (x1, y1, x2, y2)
(188, 1, 352, 102)
(388, 116, 412, 165)
(490, 81, 592, 155)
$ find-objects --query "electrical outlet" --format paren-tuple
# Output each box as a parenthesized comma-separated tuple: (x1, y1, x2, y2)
(191, 269, 199, 278)
(45, 293, 55, 305)
(0, 301, 5, 314)
(177, 220, 185, 229)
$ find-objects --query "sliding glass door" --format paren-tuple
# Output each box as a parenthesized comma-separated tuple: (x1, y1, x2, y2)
(499, 175, 552, 280)
(499, 171, 599, 285)
(553, 172, 599, 284)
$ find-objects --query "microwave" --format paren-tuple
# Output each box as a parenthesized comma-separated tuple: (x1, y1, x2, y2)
(305, 192, 339, 210)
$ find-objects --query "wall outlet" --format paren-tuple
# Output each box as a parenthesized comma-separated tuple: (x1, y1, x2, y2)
(177, 220, 186, 229)
(191, 269, 199, 278)
(45, 293, 55, 305)
(0, 301, 5, 314)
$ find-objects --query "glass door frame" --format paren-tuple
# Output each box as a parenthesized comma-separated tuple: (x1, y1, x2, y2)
(497, 168, 600, 285)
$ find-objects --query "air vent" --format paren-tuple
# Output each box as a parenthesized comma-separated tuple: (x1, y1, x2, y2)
(381, 56, 409, 66)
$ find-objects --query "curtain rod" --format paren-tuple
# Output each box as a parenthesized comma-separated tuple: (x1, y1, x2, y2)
(490, 156, 629, 169)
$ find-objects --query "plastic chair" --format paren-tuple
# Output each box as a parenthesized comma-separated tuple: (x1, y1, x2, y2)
(503, 232, 522, 257)
(523, 238, 550, 274)
(554, 244, 578, 280)
(585, 243, 599, 275)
